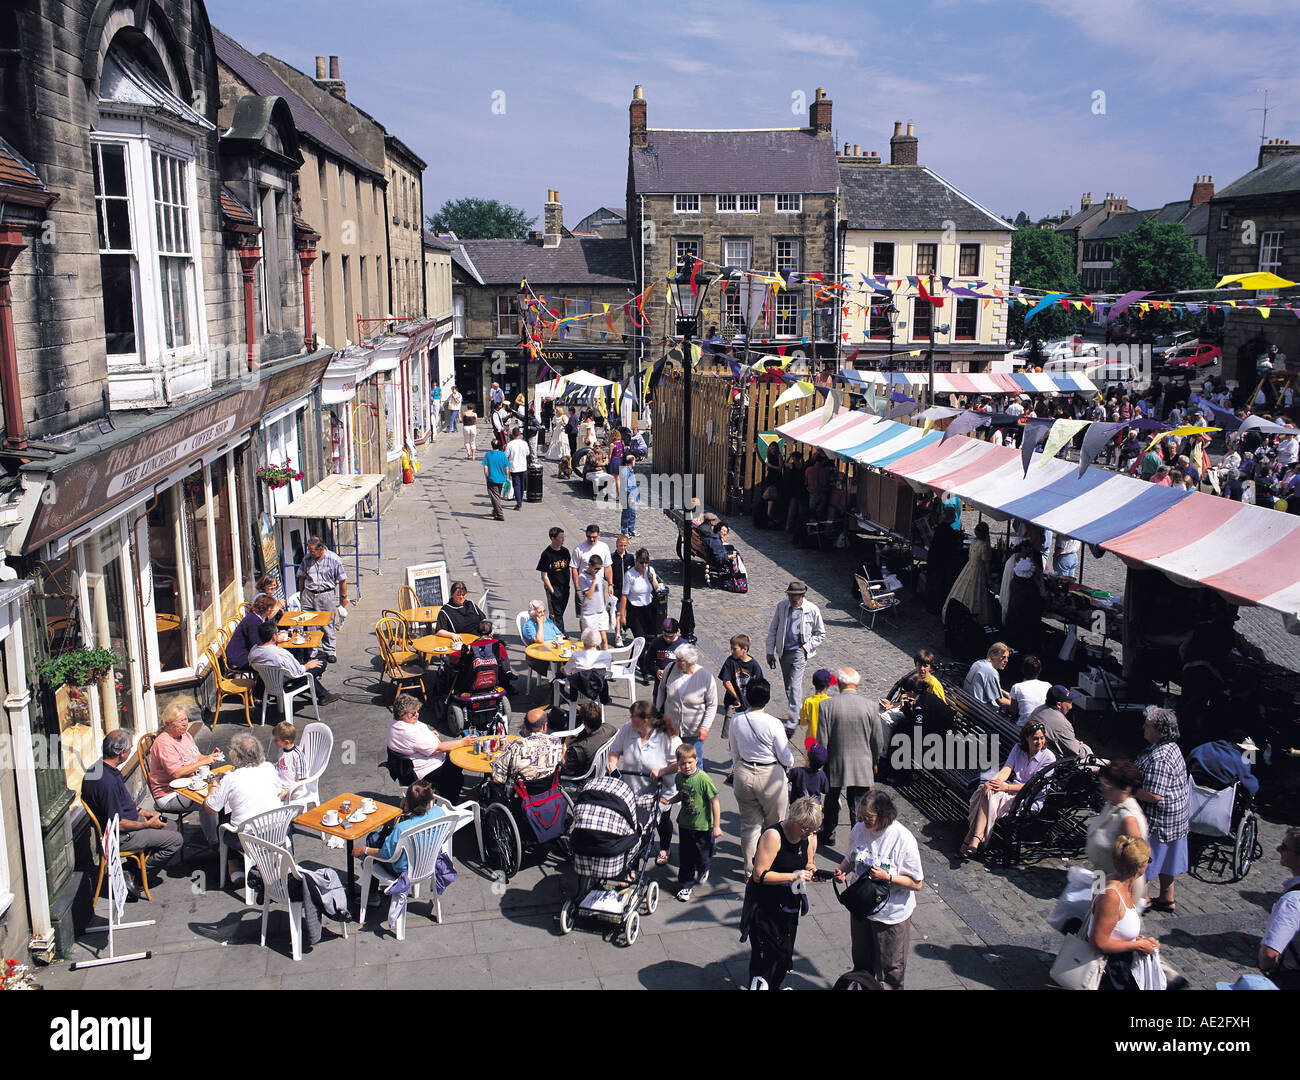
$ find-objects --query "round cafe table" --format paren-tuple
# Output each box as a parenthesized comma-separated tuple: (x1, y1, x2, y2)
(412, 635, 462, 662)
(448, 734, 522, 774)
(524, 639, 580, 678)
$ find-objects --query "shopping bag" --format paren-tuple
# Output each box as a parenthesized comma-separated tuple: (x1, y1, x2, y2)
(1049, 916, 1104, 990)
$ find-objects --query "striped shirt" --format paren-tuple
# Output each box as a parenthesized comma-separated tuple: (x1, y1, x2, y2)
(301, 548, 346, 591)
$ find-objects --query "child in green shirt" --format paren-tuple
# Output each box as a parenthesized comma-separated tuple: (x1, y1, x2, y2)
(674, 744, 720, 902)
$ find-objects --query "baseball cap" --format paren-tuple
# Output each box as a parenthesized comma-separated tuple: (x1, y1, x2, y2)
(1046, 685, 1081, 707)
(812, 668, 836, 690)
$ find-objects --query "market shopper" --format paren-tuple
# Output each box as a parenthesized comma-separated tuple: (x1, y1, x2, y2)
(296, 536, 347, 664)
(765, 579, 825, 734)
(1134, 706, 1191, 914)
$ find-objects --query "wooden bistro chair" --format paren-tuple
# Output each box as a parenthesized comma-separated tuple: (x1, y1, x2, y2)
(379, 610, 419, 666)
(375, 616, 426, 701)
(205, 645, 255, 729)
(81, 799, 152, 903)
(398, 586, 435, 634)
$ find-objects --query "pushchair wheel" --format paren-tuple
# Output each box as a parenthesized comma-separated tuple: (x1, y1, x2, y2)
(558, 899, 576, 935)
(642, 881, 659, 914)
(621, 909, 640, 947)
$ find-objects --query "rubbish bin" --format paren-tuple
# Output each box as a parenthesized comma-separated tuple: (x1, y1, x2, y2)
(526, 463, 544, 502)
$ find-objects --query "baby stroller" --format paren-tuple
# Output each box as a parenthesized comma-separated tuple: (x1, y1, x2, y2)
(443, 638, 510, 736)
(559, 774, 663, 946)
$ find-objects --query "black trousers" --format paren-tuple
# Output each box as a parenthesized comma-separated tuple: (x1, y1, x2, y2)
(547, 591, 569, 633)
(819, 785, 869, 846)
(624, 602, 658, 644)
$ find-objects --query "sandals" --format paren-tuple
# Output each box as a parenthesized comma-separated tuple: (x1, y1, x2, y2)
(655, 851, 670, 866)
(960, 837, 984, 858)
(1150, 899, 1177, 913)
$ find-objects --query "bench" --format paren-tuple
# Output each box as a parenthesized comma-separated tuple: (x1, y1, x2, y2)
(900, 684, 1022, 803)
(664, 507, 743, 589)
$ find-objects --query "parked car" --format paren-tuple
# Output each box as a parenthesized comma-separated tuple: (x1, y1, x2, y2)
(1152, 330, 1197, 360)
(1164, 343, 1221, 371)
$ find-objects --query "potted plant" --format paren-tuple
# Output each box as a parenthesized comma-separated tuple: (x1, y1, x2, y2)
(36, 647, 122, 690)
(256, 459, 304, 490)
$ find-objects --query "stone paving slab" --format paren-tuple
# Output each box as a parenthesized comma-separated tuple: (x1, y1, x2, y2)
(34, 434, 1296, 991)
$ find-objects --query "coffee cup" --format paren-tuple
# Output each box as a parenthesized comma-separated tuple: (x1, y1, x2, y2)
(322, 810, 340, 826)
(360, 799, 377, 813)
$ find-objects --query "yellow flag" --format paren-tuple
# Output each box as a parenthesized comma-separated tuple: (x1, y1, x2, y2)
(1039, 419, 1090, 466)
(1259, 308, 1271, 318)
(774, 381, 815, 407)
(1143, 425, 1219, 454)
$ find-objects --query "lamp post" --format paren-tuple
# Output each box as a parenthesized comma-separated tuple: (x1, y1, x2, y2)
(666, 258, 721, 641)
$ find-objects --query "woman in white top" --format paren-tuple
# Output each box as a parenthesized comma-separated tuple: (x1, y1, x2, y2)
(577, 554, 610, 646)
(577, 411, 597, 449)
(205, 731, 290, 881)
(1086, 760, 1148, 882)
(386, 692, 474, 802)
(546, 408, 568, 460)
(1009, 654, 1052, 722)
(654, 644, 718, 759)
(607, 700, 681, 864)
(562, 626, 612, 675)
(834, 790, 924, 990)
(1090, 835, 1159, 990)
(619, 548, 661, 643)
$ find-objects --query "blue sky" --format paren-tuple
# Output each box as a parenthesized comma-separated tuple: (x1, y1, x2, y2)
(213, 0, 1299, 228)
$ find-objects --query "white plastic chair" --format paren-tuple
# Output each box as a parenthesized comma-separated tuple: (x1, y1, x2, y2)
(255, 662, 320, 726)
(357, 810, 470, 939)
(607, 637, 644, 703)
(240, 834, 347, 961)
(516, 611, 531, 647)
(431, 793, 483, 861)
(287, 722, 333, 811)
(220, 803, 304, 905)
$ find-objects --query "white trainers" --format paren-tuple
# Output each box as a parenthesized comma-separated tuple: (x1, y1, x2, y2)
(675, 886, 693, 902)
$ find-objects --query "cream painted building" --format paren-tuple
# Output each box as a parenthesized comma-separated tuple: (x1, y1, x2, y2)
(836, 126, 1012, 370)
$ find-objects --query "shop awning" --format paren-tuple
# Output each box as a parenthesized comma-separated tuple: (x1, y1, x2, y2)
(836, 369, 1098, 397)
(774, 407, 875, 451)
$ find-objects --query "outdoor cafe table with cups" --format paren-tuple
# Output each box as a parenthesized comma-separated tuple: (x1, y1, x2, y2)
(524, 639, 582, 679)
(172, 763, 233, 806)
(296, 793, 402, 906)
(279, 611, 334, 629)
(449, 734, 522, 775)
(281, 630, 324, 651)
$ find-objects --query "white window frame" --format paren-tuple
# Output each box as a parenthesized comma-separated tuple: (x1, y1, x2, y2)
(716, 194, 737, 213)
(1219, 209, 1230, 230)
(673, 237, 702, 267)
(773, 291, 800, 337)
(496, 295, 520, 338)
(737, 194, 759, 213)
(93, 141, 141, 365)
(453, 294, 466, 338)
(723, 239, 751, 269)
(775, 193, 802, 213)
(958, 242, 981, 278)
(91, 126, 208, 372)
(673, 194, 700, 213)
(1259, 231, 1284, 274)
(722, 289, 745, 334)
(774, 239, 800, 272)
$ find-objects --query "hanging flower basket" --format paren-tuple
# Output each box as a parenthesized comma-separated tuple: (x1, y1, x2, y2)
(36, 647, 122, 690)
(257, 460, 304, 490)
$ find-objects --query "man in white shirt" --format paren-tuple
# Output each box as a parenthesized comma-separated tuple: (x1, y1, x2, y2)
(505, 427, 530, 512)
(571, 523, 612, 621)
(765, 579, 826, 733)
(728, 678, 795, 882)
(248, 621, 339, 705)
(1006, 398, 1025, 418)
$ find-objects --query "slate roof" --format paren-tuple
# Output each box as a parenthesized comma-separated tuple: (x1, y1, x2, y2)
(423, 229, 455, 252)
(456, 237, 636, 285)
(1150, 199, 1210, 235)
(212, 28, 381, 179)
(0, 135, 55, 207)
(631, 129, 837, 194)
(1087, 209, 1155, 240)
(1055, 203, 1109, 234)
(839, 164, 1010, 232)
(1214, 152, 1300, 200)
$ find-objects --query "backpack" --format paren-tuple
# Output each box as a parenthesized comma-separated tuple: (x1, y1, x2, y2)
(460, 640, 500, 693)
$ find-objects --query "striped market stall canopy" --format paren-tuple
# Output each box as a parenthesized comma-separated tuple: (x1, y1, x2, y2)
(836, 369, 1098, 397)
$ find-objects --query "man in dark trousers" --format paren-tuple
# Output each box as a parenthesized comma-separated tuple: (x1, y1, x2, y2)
(816, 667, 883, 849)
(536, 526, 571, 633)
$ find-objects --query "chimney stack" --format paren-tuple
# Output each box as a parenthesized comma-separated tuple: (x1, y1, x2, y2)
(809, 87, 832, 135)
(1080, 192, 1093, 210)
(1190, 175, 1215, 206)
(1259, 137, 1300, 170)
(889, 120, 918, 165)
(630, 85, 647, 148)
(315, 55, 347, 101)
(543, 189, 562, 248)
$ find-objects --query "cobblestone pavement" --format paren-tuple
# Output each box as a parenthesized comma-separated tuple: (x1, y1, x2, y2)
(38, 434, 1295, 990)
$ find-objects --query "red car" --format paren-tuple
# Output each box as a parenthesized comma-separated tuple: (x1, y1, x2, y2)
(1164, 343, 1221, 369)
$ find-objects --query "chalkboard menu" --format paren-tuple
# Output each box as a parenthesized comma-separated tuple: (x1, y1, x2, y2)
(406, 562, 448, 608)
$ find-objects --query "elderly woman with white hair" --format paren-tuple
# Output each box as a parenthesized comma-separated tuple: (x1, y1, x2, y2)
(522, 599, 563, 677)
(654, 643, 718, 764)
(205, 730, 291, 883)
(1134, 706, 1191, 913)
(562, 626, 612, 675)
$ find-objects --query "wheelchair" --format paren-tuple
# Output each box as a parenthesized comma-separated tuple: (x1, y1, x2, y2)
(983, 755, 1105, 867)
(432, 638, 511, 737)
(1187, 775, 1262, 883)
(478, 766, 568, 882)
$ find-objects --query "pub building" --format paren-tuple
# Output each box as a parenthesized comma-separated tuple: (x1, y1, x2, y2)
(0, 0, 341, 958)
(448, 189, 637, 411)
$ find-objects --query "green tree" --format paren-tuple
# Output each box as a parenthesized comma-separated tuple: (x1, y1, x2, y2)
(1111, 219, 1215, 339)
(1008, 227, 1085, 342)
(426, 198, 536, 239)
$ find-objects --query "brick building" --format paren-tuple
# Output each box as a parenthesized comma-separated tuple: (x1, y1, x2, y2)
(0, 0, 331, 963)
(450, 190, 637, 413)
(1205, 139, 1300, 385)
(625, 85, 840, 371)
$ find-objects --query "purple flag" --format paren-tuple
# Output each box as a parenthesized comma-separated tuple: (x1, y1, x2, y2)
(1105, 290, 1152, 324)
(1076, 421, 1124, 478)
(941, 411, 989, 443)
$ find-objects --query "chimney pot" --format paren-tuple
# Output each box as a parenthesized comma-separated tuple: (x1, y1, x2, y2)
(633, 84, 643, 100)
(844, 143, 850, 155)
(809, 88, 833, 135)
(906, 122, 914, 136)
(629, 86, 648, 148)
(315, 56, 326, 79)
(893, 121, 903, 136)
(329, 56, 340, 79)
(889, 121, 918, 165)
(815, 87, 826, 100)
(853, 144, 860, 156)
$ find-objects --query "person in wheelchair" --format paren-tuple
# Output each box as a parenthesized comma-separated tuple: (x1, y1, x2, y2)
(490, 707, 565, 796)
(1187, 729, 1259, 797)
(561, 701, 616, 780)
(446, 618, 517, 695)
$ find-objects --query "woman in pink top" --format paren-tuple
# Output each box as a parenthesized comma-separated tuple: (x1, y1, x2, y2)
(149, 703, 220, 841)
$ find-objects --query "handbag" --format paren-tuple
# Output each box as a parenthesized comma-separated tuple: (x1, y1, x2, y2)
(833, 872, 889, 920)
(1050, 913, 1104, 990)
(514, 775, 568, 843)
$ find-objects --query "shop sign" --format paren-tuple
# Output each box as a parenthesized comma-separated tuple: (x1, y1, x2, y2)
(25, 382, 270, 552)
(260, 351, 333, 415)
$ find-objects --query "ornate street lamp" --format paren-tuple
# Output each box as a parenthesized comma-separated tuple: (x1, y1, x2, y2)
(666, 258, 721, 640)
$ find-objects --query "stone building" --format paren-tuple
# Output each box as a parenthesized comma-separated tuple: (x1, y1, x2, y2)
(625, 85, 841, 371)
(1204, 138, 1300, 385)
(837, 123, 1013, 372)
(0, 0, 330, 963)
(450, 190, 637, 413)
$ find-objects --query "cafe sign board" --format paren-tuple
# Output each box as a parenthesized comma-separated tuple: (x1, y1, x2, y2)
(24, 380, 270, 552)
